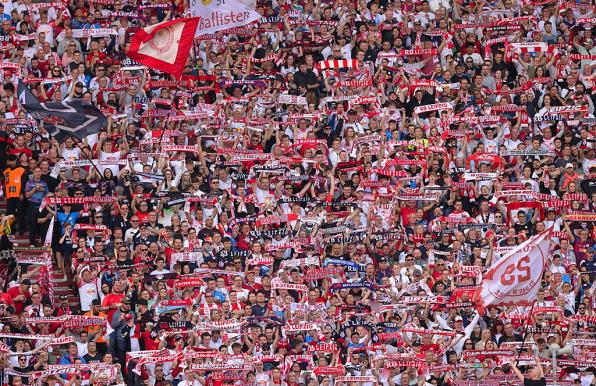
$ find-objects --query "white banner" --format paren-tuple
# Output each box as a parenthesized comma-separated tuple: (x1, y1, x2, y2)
(72, 28, 118, 38)
(414, 102, 453, 115)
(478, 230, 551, 307)
(191, 0, 261, 36)
(278, 94, 308, 105)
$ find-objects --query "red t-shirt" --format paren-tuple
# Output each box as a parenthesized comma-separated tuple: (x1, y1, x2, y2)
(141, 330, 160, 350)
(102, 293, 125, 321)
(9, 147, 33, 158)
(400, 207, 417, 226)
(0, 292, 14, 307)
(420, 343, 440, 354)
(86, 51, 108, 64)
(136, 211, 150, 224)
(7, 286, 29, 314)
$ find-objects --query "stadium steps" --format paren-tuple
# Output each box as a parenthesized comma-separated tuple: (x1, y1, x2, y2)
(7, 226, 81, 311)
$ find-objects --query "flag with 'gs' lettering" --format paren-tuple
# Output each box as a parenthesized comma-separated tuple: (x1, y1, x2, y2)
(476, 230, 551, 307)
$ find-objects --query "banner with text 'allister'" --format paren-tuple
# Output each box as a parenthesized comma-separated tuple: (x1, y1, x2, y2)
(190, 0, 261, 36)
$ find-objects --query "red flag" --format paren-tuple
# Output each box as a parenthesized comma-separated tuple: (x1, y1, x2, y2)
(126, 18, 200, 79)
(476, 230, 551, 307)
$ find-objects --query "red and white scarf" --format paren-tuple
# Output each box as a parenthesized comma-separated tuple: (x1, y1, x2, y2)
(316, 59, 359, 71)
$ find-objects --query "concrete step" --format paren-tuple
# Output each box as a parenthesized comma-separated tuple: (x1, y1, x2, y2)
(12, 246, 48, 253)
(52, 276, 68, 284)
(5, 224, 83, 311)
(10, 240, 31, 246)
(52, 286, 81, 309)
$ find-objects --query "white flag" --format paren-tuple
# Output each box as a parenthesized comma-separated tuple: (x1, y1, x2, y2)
(477, 230, 551, 307)
(44, 216, 55, 247)
(190, 0, 261, 36)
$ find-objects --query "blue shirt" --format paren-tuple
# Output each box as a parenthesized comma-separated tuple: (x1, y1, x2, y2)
(57, 211, 79, 230)
(24, 178, 48, 205)
(83, 23, 102, 29)
(71, 20, 84, 29)
(59, 353, 86, 379)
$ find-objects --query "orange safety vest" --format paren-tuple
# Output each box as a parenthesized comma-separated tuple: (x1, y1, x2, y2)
(2, 167, 25, 199)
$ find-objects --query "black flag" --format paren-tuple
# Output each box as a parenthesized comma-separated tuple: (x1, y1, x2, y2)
(17, 80, 106, 141)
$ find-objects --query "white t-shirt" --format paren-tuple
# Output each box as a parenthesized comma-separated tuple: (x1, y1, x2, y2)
(125, 227, 140, 244)
(76, 341, 88, 358)
(99, 150, 122, 176)
(150, 269, 171, 275)
(37, 23, 54, 46)
(178, 381, 202, 386)
(78, 277, 100, 312)
(62, 147, 81, 161)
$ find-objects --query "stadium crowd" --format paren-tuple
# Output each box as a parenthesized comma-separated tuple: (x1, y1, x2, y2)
(0, 0, 595, 385)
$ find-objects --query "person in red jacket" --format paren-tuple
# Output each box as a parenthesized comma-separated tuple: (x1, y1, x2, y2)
(7, 279, 31, 315)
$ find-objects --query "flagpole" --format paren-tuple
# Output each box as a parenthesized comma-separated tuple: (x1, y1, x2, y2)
(73, 138, 106, 181)
(145, 41, 192, 174)
(150, 64, 183, 172)
(515, 299, 536, 367)
(44, 216, 55, 305)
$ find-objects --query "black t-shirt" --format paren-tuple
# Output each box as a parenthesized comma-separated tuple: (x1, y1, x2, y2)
(514, 223, 534, 236)
(83, 352, 104, 363)
(116, 257, 134, 266)
(524, 378, 546, 386)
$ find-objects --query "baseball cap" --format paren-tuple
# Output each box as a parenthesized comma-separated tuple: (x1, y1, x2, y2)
(565, 163, 574, 169)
